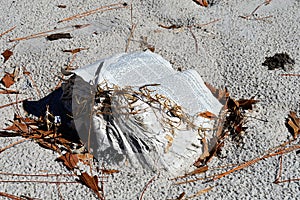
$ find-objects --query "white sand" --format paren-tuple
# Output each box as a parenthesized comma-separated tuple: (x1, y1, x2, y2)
(0, 0, 299, 199)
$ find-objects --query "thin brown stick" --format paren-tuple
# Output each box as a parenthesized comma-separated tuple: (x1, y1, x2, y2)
(0, 171, 75, 177)
(0, 180, 79, 184)
(58, 3, 127, 23)
(188, 27, 198, 53)
(274, 155, 283, 184)
(9, 24, 90, 42)
(0, 191, 24, 200)
(273, 178, 300, 184)
(22, 66, 42, 98)
(125, 23, 137, 52)
(0, 138, 28, 153)
(280, 74, 300, 77)
(212, 145, 300, 181)
(185, 186, 214, 199)
(239, 0, 273, 21)
(0, 26, 16, 38)
(139, 173, 159, 200)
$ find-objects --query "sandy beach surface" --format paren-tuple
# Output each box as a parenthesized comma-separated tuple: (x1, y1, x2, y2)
(0, 0, 299, 199)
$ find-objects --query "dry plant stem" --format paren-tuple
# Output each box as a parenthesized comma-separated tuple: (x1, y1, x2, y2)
(9, 24, 90, 42)
(239, 0, 272, 20)
(0, 98, 29, 110)
(22, 66, 42, 98)
(125, 23, 137, 52)
(58, 2, 127, 23)
(274, 154, 283, 183)
(274, 178, 300, 184)
(0, 191, 25, 200)
(188, 27, 198, 53)
(280, 74, 300, 77)
(185, 186, 214, 199)
(0, 171, 75, 177)
(0, 26, 16, 38)
(0, 138, 28, 153)
(139, 173, 159, 200)
(212, 145, 300, 181)
(56, 181, 64, 200)
(0, 180, 78, 184)
(55, 54, 77, 89)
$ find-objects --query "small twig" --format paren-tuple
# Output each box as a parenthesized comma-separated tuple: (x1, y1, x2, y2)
(0, 26, 16, 38)
(239, 0, 273, 21)
(185, 186, 214, 199)
(0, 191, 25, 200)
(22, 66, 42, 98)
(139, 173, 159, 200)
(280, 74, 300, 77)
(9, 24, 90, 42)
(188, 27, 198, 53)
(0, 98, 30, 110)
(159, 18, 221, 30)
(125, 1, 136, 52)
(0, 171, 75, 177)
(0, 180, 79, 184)
(212, 145, 300, 181)
(58, 2, 128, 23)
(0, 138, 28, 153)
(274, 155, 283, 184)
(125, 23, 137, 52)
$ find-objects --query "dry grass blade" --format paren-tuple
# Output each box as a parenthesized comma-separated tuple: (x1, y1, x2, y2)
(58, 2, 128, 23)
(0, 26, 16, 38)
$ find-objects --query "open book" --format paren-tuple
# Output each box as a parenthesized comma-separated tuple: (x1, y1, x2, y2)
(69, 51, 222, 175)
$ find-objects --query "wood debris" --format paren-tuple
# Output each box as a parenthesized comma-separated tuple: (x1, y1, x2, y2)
(46, 33, 72, 41)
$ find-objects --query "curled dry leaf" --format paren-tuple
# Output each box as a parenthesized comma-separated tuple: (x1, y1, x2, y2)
(287, 111, 300, 139)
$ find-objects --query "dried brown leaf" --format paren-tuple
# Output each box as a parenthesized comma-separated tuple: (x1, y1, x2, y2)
(198, 111, 216, 120)
(57, 153, 79, 170)
(236, 98, 259, 110)
(1, 49, 13, 63)
(193, 0, 208, 7)
(1, 73, 15, 88)
(78, 172, 101, 198)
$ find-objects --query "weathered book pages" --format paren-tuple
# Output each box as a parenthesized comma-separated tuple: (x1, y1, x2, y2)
(70, 51, 222, 175)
